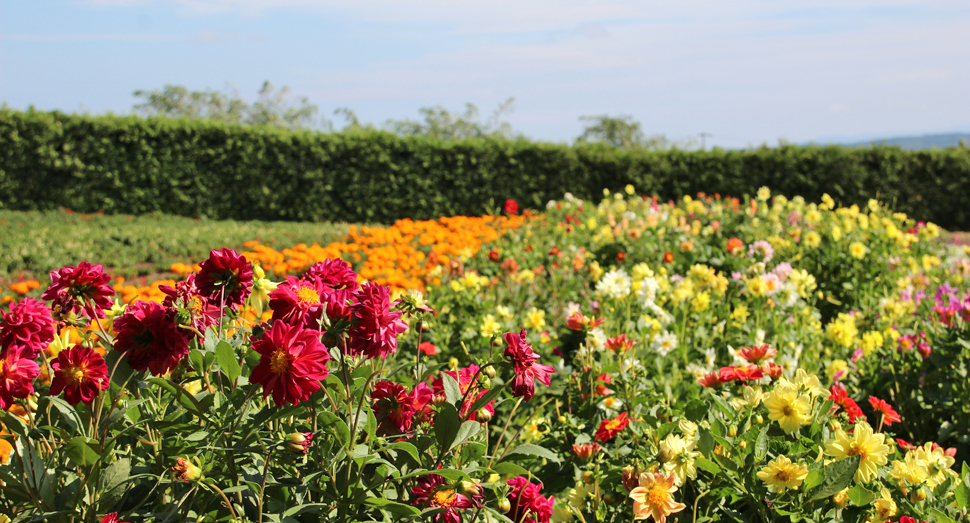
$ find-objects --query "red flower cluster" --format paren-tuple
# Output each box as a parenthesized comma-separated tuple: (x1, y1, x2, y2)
(0, 345, 40, 410)
(595, 412, 630, 442)
(432, 365, 495, 421)
(571, 442, 602, 462)
(697, 365, 765, 387)
(503, 330, 554, 401)
(372, 380, 433, 435)
(160, 273, 220, 338)
(411, 474, 481, 523)
(565, 312, 605, 332)
(737, 344, 777, 364)
(506, 476, 554, 523)
(605, 334, 636, 353)
(50, 345, 109, 406)
(269, 276, 328, 328)
(828, 385, 865, 423)
(250, 321, 330, 407)
(42, 261, 115, 319)
(303, 258, 360, 292)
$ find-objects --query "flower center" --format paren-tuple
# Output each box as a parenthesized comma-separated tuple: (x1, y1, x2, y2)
(269, 348, 293, 375)
(189, 296, 204, 313)
(432, 489, 457, 507)
(66, 365, 86, 385)
(646, 484, 670, 506)
(848, 444, 867, 461)
(605, 419, 622, 431)
(774, 470, 791, 482)
(782, 405, 794, 416)
(296, 286, 321, 305)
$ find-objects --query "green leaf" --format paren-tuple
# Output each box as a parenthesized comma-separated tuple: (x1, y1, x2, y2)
(46, 396, 84, 433)
(64, 437, 102, 467)
(434, 402, 461, 452)
(282, 503, 330, 517)
(502, 443, 561, 463)
(147, 377, 212, 423)
(441, 373, 462, 405)
(930, 508, 957, 523)
(491, 462, 529, 477)
(98, 458, 131, 510)
(754, 425, 769, 461)
(955, 476, 970, 509)
(188, 349, 206, 373)
(695, 457, 722, 475)
(467, 386, 504, 415)
(848, 484, 876, 507)
(365, 498, 421, 516)
(803, 469, 824, 491)
(684, 399, 709, 422)
(215, 340, 241, 383)
(808, 455, 860, 502)
(451, 420, 481, 450)
(382, 441, 420, 462)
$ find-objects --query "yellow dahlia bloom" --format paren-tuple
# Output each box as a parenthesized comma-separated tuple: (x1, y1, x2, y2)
(871, 488, 897, 523)
(757, 455, 809, 493)
(849, 242, 866, 259)
(888, 453, 928, 488)
(824, 421, 891, 483)
(629, 472, 687, 522)
(659, 435, 700, 485)
(912, 442, 957, 488)
(763, 385, 813, 433)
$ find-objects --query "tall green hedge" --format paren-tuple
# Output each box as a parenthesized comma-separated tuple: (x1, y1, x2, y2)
(2, 108, 969, 229)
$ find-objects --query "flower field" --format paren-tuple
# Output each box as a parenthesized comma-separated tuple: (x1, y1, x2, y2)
(1, 188, 969, 523)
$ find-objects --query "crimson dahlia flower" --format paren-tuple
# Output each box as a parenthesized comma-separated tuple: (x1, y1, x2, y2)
(50, 345, 109, 405)
(42, 261, 115, 318)
(0, 297, 56, 359)
(595, 412, 630, 442)
(160, 273, 220, 336)
(250, 321, 330, 407)
(411, 474, 481, 523)
(269, 276, 327, 328)
(506, 476, 554, 523)
(372, 380, 417, 435)
(503, 330, 554, 401)
(828, 385, 865, 423)
(347, 283, 408, 359)
(113, 300, 189, 376)
(0, 345, 40, 410)
(195, 248, 253, 308)
(304, 258, 359, 292)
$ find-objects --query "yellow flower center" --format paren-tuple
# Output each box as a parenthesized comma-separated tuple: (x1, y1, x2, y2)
(782, 405, 793, 416)
(432, 489, 457, 507)
(269, 348, 293, 375)
(296, 286, 321, 305)
(774, 470, 791, 482)
(605, 419, 623, 431)
(69, 366, 86, 385)
(646, 484, 670, 506)
(848, 444, 867, 461)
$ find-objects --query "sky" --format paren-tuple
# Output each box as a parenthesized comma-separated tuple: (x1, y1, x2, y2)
(1, 0, 968, 149)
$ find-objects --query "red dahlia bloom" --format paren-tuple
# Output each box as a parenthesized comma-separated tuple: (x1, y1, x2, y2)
(0, 345, 40, 410)
(303, 258, 360, 292)
(595, 412, 630, 442)
(828, 385, 865, 423)
(113, 300, 189, 376)
(571, 442, 602, 462)
(868, 396, 901, 426)
(411, 474, 481, 523)
(504, 199, 519, 215)
(195, 248, 253, 308)
(697, 370, 725, 388)
(761, 362, 784, 379)
(50, 345, 109, 405)
(160, 273, 220, 336)
(432, 365, 496, 421)
(0, 297, 56, 359)
(372, 380, 417, 435)
(605, 334, 636, 353)
(42, 261, 115, 318)
(738, 344, 777, 364)
(347, 283, 408, 359)
(419, 342, 437, 355)
(565, 312, 605, 332)
(503, 330, 554, 401)
(101, 513, 130, 523)
(506, 476, 554, 523)
(726, 237, 745, 254)
(718, 365, 764, 383)
(269, 276, 327, 328)
(663, 252, 674, 263)
(250, 321, 330, 407)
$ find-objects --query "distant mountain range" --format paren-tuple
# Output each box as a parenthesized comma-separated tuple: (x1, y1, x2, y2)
(821, 132, 970, 150)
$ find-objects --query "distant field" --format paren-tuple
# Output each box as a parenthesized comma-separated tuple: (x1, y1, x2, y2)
(0, 210, 351, 282)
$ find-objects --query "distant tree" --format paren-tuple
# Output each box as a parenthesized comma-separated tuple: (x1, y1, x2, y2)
(576, 114, 669, 150)
(384, 97, 517, 140)
(132, 81, 325, 130)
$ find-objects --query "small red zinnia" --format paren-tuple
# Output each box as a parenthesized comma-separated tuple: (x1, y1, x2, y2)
(828, 385, 865, 423)
(0, 297, 56, 359)
(250, 321, 330, 407)
(419, 342, 438, 355)
(50, 345, 109, 405)
(595, 412, 630, 442)
(663, 252, 674, 264)
(503, 330, 554, 401)
(605, 334, 636, 353)
(195, 248, 253, 308)
(504, 199, 519, 215)
(868, 396, 901, 426)
(42, 261, 115, 319)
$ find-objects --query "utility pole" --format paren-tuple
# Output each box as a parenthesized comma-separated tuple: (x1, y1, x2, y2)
(699, 132, 713, 151)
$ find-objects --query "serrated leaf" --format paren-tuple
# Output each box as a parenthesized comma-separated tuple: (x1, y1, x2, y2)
(695, 457, 721, 475)
(441, 373, 462, 406)
(502, 443, 561, 463)
(848, 484, 876, 507)
(754, 426, 769, 461)
(684, 399, 709, 422)
(450, 420, 481, 450)
(808, 455, 860, 502)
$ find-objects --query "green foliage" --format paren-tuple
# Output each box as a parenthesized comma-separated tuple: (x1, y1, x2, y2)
(2, 108, 970, 229)
(576, 114, 669, 150)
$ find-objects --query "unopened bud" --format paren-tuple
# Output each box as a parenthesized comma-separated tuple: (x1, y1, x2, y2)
(756, 415, 764, 424)
(459, 480, 482, 497)
(483, 366, 496, 379)
(432, 395, 447, 408)
(833, 489, 849, 509)
(285, 432, 313, 454)
(582, 471, 595, 484)
(476, 409, 493, 422)
(172, 457, 202, 483)
(603, 492, 616, 505)
(496, 498, 511, 514)
(478, 375, 491, 388)
(739, 440, 748, 450)
(728, 425, 738, 437)
(656, 448, 674, 464)
(910, 488, 927, 503)
(558, 415, 567, 423)
(448, 357, 459, 370)
(830, 420, 842, 432)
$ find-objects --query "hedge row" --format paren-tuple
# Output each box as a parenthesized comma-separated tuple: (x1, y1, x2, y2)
(2, 109, 969, 229)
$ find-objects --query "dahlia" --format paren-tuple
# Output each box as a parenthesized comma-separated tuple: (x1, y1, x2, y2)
(605, 334, 636, 353)
(160, 273, 219, 336)
(571, 442, 601, 462)
(347, 283, 408, 359)
(432, 365, 495, 421)
(42, 261, 115, 318)
(0, 345, 40, 410)
(50, 345, 109, 405)
(506, 476, 554, 523)
(101, 513, 130, 523)
(0, 297, 56, 359)
(503, 329, 554, 401)
(629, 472, 686, 522)
(269, 276, 327, 328)
(195, 248, 253, 308)
(411, 474, 481, 523)
(757, 455, 809, 493)
(113, 300, 189, 376)
(372, 380, 416, 435)
(824, 421, 891, 483)
(868, 396, 901, 427)
(595, 412, 630, 442)
(828, 385, 865, 423)
(764, 385, 812, 434)
(304, 258, 360, 292)
(250, 321, 330, 407)
(738, 344, 776, 364)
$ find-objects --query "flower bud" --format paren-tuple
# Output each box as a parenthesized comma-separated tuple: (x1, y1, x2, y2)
(483, 366, 497, 379)
(830, 420, 842, 432)
(728, 425, 738, 437)
(432, 394, 447, 407)
(621, 465, 640, 492)
(478, 375, 491, 389)
(496, 498, 511, 514)
(755, 415, 764, 424)
(833, 489, 849, 509)
(739, 440, 748, 450)
(558, 415, 567, 423)
(656, 448, 674, 464)
(459, 480, 482, 497)
(285, 432, 313, 454)
(172, 457, 202, 483)
(582, 471, 595, 484)
(476, 409, 493, 422)
(603, 492, 616, 505)
(448, 357, 459, 370)
(910, 488, 927, 503)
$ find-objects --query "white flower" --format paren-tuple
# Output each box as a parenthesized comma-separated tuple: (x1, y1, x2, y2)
(565, 302, 581, 318)
(636, 277, 660, 305)
(588, 327, 608, 350)
(780, 355, 799, 374)
(685, 363, 709, 379)
(754, 328, 766, 345)
(703, 348, 717, 368)
(621, 357, 644, 373)
(596, 268, 632, 300)
(653, 331, 679, 356)
(598, 396, 624, 414)
(727, 345, 746, 366)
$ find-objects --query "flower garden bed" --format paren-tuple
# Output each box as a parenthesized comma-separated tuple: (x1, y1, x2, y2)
(0, 188, 968, 522)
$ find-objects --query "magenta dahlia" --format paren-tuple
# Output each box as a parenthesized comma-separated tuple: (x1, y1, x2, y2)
(347, 283, 408, 359)
(0, 297, 56, 359)
(250, 321, 330, 407)
(503, 330, 555, 401)
(113, 300, 189, 376)
(0, 345, 40, 410)
(42, 261, 115, 318)
(269, 276, 327, 328)
(195, 248, 253, 308)
(50, 345, 109, 405)
(303, 258, 359, 292)
(432, 365, 495, 421)
(506, 476, 554, 523)
(372, 380, 417, 435)
(160, 273, 220, 336)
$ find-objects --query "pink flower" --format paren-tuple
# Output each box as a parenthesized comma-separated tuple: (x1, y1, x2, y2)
(250, 321, 330, 407)
(195, 248, 253, 308)
(0, 345, 40, 410)
(42, 261, 115, 318)
(50, 345, 109, 405)
(0, 297, 56, 359)
(411, 474, 481, 523)
(503, 330, 554, 401)
(738, 344, 776, 364)
(504, 199, 519, 215)
(160, 273, 219, 337)
(101, 513, 130, 523)
(113, 300, 189, 376)
(269, 276, 327, 328)
(372, 380, 417, 435)
(304, 258, 359, 292)
(347, 283, 408, 359)
(506, 476, 554, 523)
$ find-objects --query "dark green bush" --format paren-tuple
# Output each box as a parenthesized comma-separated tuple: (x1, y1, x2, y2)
(2, 108, 969, 228)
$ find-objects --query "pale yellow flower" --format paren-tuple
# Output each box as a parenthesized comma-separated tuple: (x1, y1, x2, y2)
(757, 455, 809, 493)
(824, 421, 891, 483)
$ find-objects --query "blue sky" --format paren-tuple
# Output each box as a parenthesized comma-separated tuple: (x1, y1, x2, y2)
(1, 0, 968, 148)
